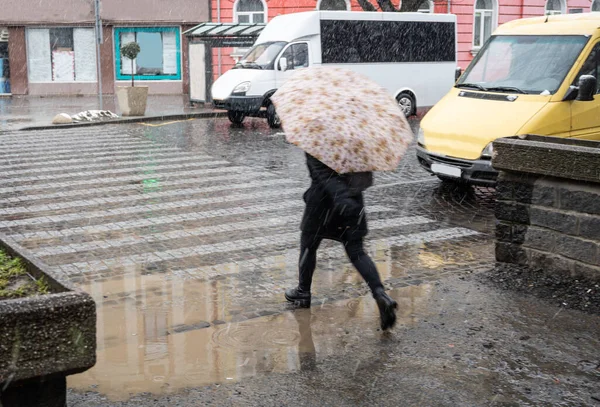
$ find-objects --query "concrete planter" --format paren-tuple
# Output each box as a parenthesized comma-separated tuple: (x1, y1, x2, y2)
(0, 233, 96, 407)
(492, 135, 600, 280)
(116, 86, 149, 116)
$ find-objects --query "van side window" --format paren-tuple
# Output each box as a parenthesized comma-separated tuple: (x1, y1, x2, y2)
(574, 43, 600, 93)
(292, 44, 309, 69)
(279, 43, 309, 70)
(321, 20, 455, 64)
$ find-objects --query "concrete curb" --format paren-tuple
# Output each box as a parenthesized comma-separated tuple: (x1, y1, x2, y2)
(16, 110, 228, 131)
(0, 231, 96, 401)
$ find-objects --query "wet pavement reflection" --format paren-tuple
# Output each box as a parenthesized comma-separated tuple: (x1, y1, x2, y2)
(72, 280, 435, 400)
(4, 117, 563, 404)
(69, 233, 491, 400)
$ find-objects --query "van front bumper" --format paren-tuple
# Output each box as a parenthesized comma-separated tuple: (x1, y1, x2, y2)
(416, 146, 498, 186)
(212, 96, 264, 114)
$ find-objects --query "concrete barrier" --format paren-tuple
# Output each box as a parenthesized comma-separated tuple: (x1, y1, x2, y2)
(0, 233, 96, 407)
(492, 135, 600, 281)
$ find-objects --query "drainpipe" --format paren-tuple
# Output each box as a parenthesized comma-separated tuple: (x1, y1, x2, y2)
(447, 0, 451, 14)
(94, 0, 103, 110)
(217, 0, 222, 76)
(520, 0, 524, 18)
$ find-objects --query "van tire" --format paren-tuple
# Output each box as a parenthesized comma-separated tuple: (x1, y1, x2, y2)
(396, 92, 415, 118)
(228, 110, 246, 125)
(266, 103, 281, 129)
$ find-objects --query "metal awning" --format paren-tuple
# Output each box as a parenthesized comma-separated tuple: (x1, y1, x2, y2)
(0, 28, 8, 43)
(184, 22, 266, 47)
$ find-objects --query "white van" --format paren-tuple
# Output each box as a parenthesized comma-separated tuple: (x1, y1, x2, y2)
(211, 11, 457, 127)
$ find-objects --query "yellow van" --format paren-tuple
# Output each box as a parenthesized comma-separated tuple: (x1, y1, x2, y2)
(417, 13, 600, 186)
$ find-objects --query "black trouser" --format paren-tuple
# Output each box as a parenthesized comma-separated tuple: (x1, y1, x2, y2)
(298, 232, 384, 295)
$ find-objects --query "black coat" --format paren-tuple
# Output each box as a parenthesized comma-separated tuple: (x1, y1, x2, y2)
(300, 153, 373, 241)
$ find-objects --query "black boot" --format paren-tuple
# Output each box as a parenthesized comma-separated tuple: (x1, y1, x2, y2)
(285, 287, 311, 308)
(373, 288, 397, 331)
(286, 243, 316, 308)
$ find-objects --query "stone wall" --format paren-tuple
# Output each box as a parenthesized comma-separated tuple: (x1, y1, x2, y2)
(492, 136, 600, 281)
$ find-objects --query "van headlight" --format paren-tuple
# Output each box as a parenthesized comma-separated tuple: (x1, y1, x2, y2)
(481, 142, 494, 158)
(417, 128, 425, 146)
(232, 82, 251, 94)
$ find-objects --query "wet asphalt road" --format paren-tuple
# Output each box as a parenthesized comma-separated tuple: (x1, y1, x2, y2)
(0, 117, 598, 406)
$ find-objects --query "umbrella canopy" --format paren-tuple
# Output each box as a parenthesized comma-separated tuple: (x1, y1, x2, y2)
(271, 66, 414, 174)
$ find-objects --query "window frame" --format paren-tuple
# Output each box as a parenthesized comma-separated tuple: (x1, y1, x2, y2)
(232, 0, 268, 60)
(26, 26, 97, 84)
(573, 42, 600, 94)
(0, 39, 9, 92)
(114, 27, 182, 81)
(316, 0, 351, 11)
(233, 0, 268, 24)
(277, 42, 310, 71)
(417, 0, 434, 13)
(473, 0, 497, 50)
(545, 0, 566, 15)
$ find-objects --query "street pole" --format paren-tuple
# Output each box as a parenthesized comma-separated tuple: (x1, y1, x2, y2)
(94, 0, 103, 110)
(217, 0, 222, 76)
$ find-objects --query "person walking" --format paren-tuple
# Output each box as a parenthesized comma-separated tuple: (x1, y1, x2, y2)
(285, 153, 398, 330)
(271, 66, 413, 331)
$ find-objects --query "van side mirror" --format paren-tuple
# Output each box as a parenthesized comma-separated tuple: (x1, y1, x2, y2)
(455, 67, 462, 82)
(576, 75, 596, 102)
(279, 57, 288, 72)
(563, 86, 578, 101)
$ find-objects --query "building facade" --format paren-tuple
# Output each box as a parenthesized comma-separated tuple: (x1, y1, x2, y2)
(0, 0, 209, 96)
(210, 0, 596, 78)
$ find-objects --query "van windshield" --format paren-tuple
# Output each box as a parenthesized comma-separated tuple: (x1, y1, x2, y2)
(457, 35, 589, 95)
(234, 41, 287, 70)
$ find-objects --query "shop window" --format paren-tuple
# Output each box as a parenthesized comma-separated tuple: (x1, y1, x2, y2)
(26, 28, 96, 83)
(0, 28, 9, 94)
(115, 27, 181, 81)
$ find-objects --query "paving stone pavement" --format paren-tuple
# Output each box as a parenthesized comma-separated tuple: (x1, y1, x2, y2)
(0, 118, 498, 400)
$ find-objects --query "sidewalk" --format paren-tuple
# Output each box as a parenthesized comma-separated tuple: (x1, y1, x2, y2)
(0, 95, 224, 132)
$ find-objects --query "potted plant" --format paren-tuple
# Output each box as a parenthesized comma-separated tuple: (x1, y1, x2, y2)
(116, 42, 149, 116)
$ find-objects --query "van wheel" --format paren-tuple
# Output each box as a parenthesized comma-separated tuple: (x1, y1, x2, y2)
(228, 110, 245, 125)
(396, 92, 415, 117)
(266, 103, 281, 129)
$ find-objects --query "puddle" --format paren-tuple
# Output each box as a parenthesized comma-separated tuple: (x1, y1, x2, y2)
(69, 282, 434, 400)
(68, 239, 490, 401)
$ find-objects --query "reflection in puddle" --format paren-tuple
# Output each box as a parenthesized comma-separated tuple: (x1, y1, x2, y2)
(70, 284, 432, 401)
(68, 239, 488, 401)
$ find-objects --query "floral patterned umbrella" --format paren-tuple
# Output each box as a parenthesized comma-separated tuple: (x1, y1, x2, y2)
(271, 66, 414, 174)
